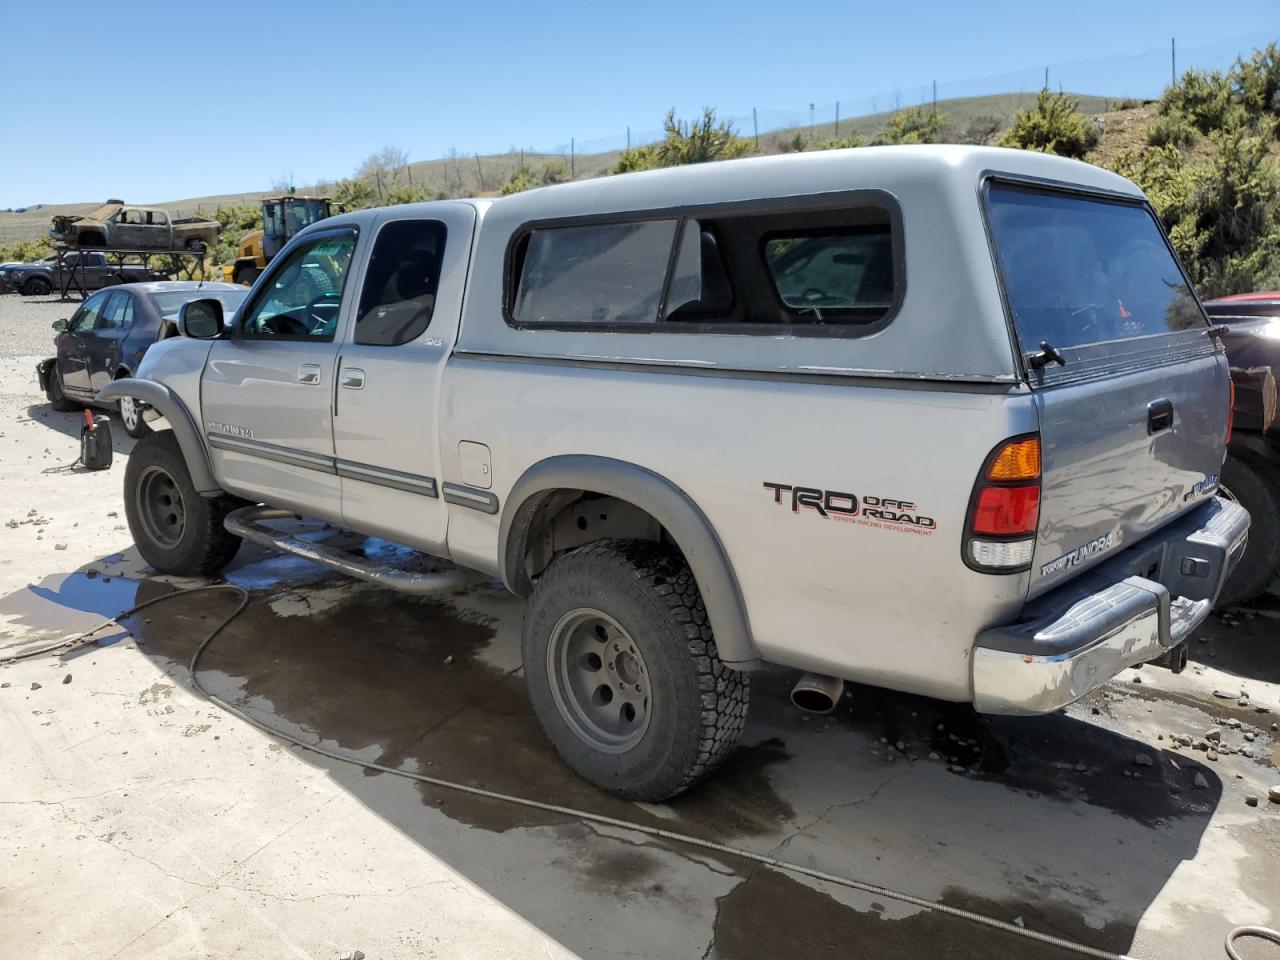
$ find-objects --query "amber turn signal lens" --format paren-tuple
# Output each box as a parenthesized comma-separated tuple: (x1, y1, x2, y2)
(986, 437, 1041, 482)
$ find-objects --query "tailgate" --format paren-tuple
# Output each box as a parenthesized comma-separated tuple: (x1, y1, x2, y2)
(986, 181, 1230, 597)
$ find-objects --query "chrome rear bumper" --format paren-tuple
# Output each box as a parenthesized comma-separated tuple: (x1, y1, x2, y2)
(972, 497, 1249, 715)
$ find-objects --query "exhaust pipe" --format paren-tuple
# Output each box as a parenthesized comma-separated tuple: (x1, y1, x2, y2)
(791, 673, 845, 714)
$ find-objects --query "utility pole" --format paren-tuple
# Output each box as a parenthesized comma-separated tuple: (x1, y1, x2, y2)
(570, 138, 575, 178)
(752, 107, 759, 149)
(1171, 37, 1176, 85)
(626, 126, 631, 149)
(809, 102, 815, 130)
(1044, 66, 1049, 91)
(835, 101, 840, 137)
(932, 79, 937, 115)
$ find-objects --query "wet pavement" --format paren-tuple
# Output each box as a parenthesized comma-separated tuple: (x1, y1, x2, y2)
(3, 526, 1277, 960)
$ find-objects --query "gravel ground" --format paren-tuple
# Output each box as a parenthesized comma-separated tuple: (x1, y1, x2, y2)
(0, 293, 69, 359)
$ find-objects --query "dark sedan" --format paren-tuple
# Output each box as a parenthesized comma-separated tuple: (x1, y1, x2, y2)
(37, 281, 248, 437)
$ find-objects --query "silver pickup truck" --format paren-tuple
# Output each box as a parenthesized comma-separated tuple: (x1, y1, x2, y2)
(101, 145, 1249, 800)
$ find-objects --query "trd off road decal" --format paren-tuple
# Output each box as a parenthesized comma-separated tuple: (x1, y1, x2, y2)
(1039, 532, 1117, 577)
(762, 482, 936, 536)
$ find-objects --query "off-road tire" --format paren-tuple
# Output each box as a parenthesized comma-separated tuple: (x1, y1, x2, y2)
(1218, 453, 1280, 606)
(232, 265, 258, 287)
(46, 366, 79, 412)
(22, 276, 52, 296)
(124, 430, 243, 576)
(522, 539, 749, 801)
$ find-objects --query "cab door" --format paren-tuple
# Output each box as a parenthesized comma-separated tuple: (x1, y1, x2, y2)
(113, 210, 147, 248)
(87, 290, 135, 390)
(200, 227, 361, 521)
(332, 205, 474, 553)
(56, 290, 109, 395)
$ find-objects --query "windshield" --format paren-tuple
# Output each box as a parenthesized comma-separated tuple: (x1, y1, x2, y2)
(987, 184, 1205, 353)
(149, 289, 249, 317)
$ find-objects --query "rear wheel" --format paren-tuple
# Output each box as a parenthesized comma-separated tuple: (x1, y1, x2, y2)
(124, 431, 243, 576)
(232, 265, 258, 287)
(22, 276, 52, 296)
(1217, 453, 1280, 606)
(522, 539, 749, 801)
(117, 392, 150, 439)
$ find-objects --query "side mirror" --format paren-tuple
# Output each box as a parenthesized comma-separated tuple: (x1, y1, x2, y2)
(178, 298, 225, 339)
(52, 319, 67, 332)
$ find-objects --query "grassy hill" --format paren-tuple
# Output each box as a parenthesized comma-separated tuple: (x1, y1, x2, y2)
(0, 91, 1130, 250)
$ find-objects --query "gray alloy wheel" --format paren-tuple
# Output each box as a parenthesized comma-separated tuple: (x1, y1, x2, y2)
(547, 608, 653, 753)
(118, 394, 150, 439)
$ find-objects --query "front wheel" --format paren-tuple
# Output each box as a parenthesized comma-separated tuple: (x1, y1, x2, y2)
(117, 392, 150, 439)
(124, 431, 243, 576)
(522, 539, 749, 801)
(22, 276, 52, 296)
(47, 365, 79, 412)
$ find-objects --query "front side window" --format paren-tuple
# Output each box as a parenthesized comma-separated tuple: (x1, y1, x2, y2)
(355, 219, 446, 345)
(987, 183, 1204, 353)
(239, 233, 356, 341)
(508, 202, 898, 332)
(69, 291, 109, 332)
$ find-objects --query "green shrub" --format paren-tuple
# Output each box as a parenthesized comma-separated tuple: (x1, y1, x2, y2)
(333, 177, 377, 211)
(383, 184, 439, 206)
(611, 146, 658, 174)
(500, 166, 538, 195)
(874, 106, 946, 145)
(998, 90, 1098, 158)
(540, 159, 570, 184)
(1109, 129, 1280, 298)
(778, 131, 808, 153)
(0, 236, 54, 264)
(1110, 98, 1143, 111)
(1147, 112, 1199, 148)
(1160, 68, 1234, 134)
(957, 115, 1002, 145)
(612, 108, 752, 174)
(813, 133, 864, 151)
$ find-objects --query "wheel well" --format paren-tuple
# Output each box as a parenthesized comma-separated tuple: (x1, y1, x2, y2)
(115, 367, 130, 380)
(517, 491, 667, 591)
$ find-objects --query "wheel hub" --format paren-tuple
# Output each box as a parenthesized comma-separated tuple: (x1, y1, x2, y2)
(548, 608, 651, 753)
(136, 465, 185, 548)
(120, 397, 138, 430)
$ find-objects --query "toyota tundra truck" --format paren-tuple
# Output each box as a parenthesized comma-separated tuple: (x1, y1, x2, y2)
(100, 145, 1249, 801)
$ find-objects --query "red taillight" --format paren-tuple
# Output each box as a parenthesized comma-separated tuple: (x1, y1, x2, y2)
(1227, 378, 1235, 444)
(971, 484, 1040, 536)
(964, 435, 1042, 573)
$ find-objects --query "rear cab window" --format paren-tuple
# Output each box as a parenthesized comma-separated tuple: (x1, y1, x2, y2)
(508, 201, 899, 334)
(986, 182, 1205, 359)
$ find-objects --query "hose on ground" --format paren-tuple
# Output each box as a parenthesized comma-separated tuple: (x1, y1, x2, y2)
(4, 583, 1275, 960)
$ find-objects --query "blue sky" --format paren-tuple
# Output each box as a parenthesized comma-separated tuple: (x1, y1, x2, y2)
(1, 0, 1275, 207)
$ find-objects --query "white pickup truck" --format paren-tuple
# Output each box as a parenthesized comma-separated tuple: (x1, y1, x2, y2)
(101, 145, 1248, 800)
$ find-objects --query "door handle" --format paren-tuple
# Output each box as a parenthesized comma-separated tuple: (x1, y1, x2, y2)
(297, 363, 322, 385)
(1147, 398, 1174, 435)
(340, 368, 366, 390)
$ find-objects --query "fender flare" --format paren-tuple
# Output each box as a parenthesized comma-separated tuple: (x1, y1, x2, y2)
(96, 378, 221, 495)
(499, 455, 760, 668)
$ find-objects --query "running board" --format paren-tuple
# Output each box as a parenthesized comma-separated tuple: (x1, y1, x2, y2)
(223, 506, 485, 595)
